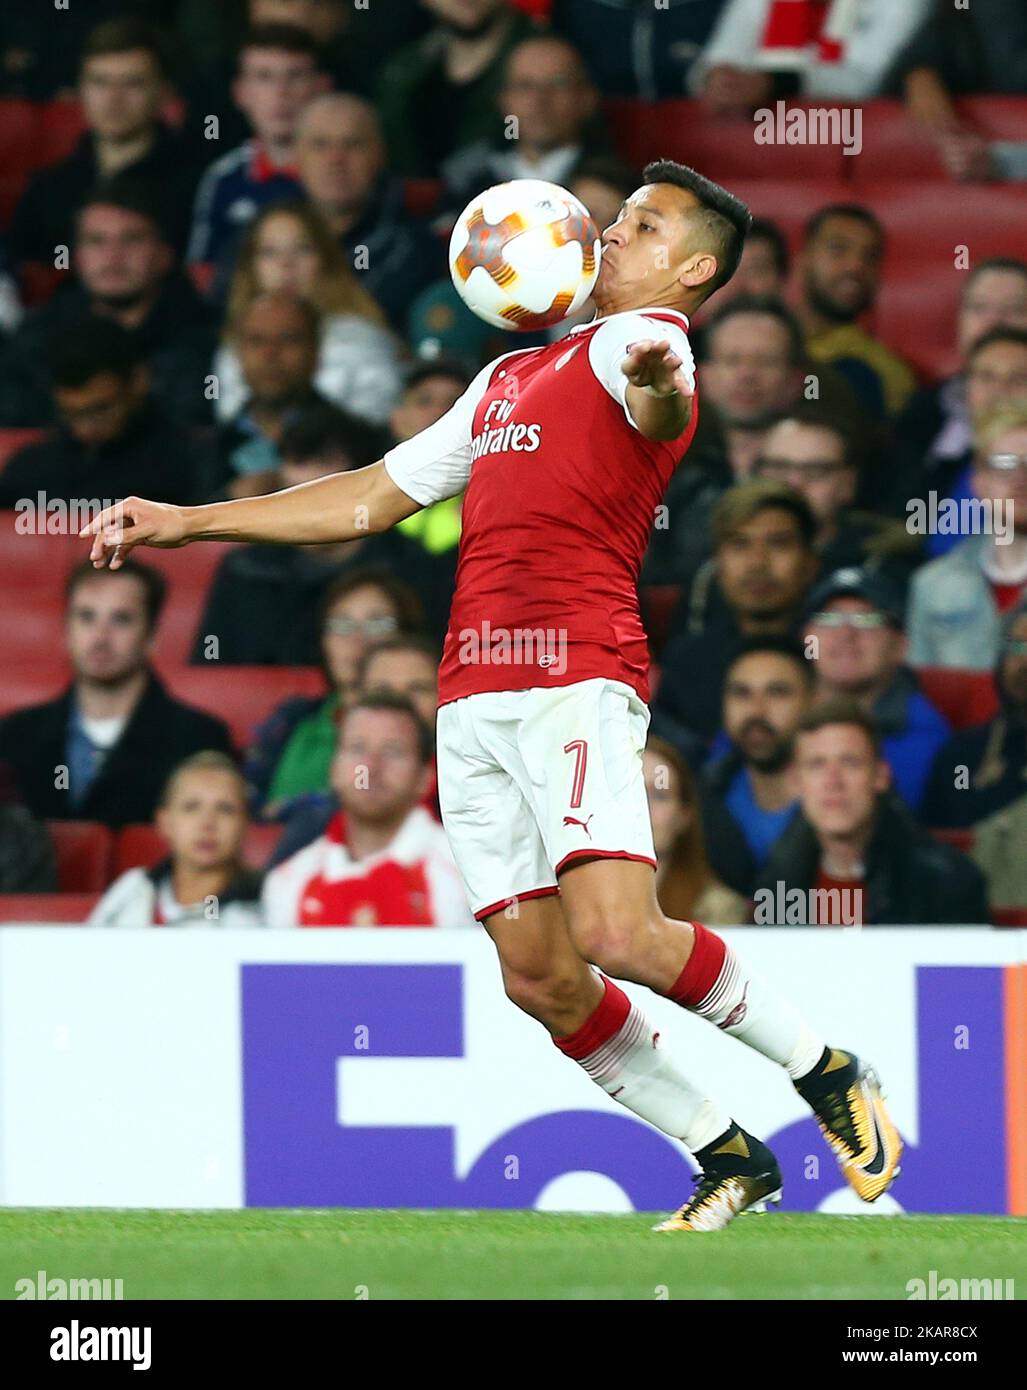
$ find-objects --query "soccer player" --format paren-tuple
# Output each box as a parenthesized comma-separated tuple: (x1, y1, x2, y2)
(82, 160, 901, 1230)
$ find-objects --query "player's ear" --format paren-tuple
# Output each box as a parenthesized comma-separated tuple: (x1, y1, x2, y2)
(679, 251, 718, 294)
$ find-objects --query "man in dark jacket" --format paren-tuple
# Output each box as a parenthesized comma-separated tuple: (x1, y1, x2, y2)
(755, 699, 989, 925)
(0, 560, 233, 827)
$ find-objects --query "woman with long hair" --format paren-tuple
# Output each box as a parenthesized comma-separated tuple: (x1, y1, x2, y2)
(644, 736, 750, 925)
(214, 201, 404, 424)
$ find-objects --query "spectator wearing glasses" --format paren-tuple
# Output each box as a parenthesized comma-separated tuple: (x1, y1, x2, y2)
(756, 701, 989, 926)
(907, 403, 1027, 671)
(802, 568, 950, 811)
(246, 570, 429, 819)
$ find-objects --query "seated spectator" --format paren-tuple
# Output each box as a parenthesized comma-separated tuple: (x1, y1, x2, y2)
(0, 561, 233, 827)
(393, 357, 472, 555)
(292, 93, 446, 329)
(440, 35, 606, 217)
(798, 205, 917, 422)
(923, 596, 1027, 830)
(262, 691, 473, 926)
(552, 0, 723, 99)
(700, 638, 812, 896)
(0, 320, 213, 510)
(215, 290, 335, 496)
(756, 407, 918, 589)
(360, 634, 440, 729)
(568, 157, 638, 239)
(0, 766, 57, 891)
(893, 0, 1027, 181)
(907, 403, 1027, 670)
(376, 0, 535, 177)
(890, 265, 1027, 520)
(654, 480, 819, 743)
(246, 570, 431, 815)
(757, 700, 989, 925)
(193, 402, 455, 663)
(214, 203, 403, 427)
(89, 752, 263, 927)
(0, 181, 216, 430)
(186, 24, 327, 267)
(693, 0, 931, 111)
(712, 218, 790, 307)
(644, 296, 866, 586)
(9, 17, 199, 266)
(644, 736, 749, 924)
(803, 567, 950, 810)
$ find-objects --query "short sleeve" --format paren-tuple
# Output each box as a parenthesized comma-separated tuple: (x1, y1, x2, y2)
(587, 311, 696, 432)
(383, 355, 506, 507)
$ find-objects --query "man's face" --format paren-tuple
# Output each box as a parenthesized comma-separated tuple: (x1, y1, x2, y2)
(250, 0, 346, 44)
(157, 769, 249, 873)
(76, 204, 170, 305)
(723, 651, 810, 771)
(570, 177, 627, 244)
(54, 370, 144, 448)
(593, 183, 718, 312)
(717, 506, 817, 621)
(805, 597, 904, 695)
(959, 268, 1027, 357)
(236, 297, 318, 405)
(252, 212, 322, 297)
(966, 341, 1027, 419)
(999, 613, 1027, 710)
(66, 574, 152, 682)
(233, 46, 324, 145)
(758, 420, 855, 529)
(501, 41, 595, 151)
(322, 584, 400, 690)
(279, 448, 352, 488)
(424, 0, 503, 31)
(720, 235, 787, 302)
(331, 707, 427, 823)
(390, 373, 465, 442)
(361, 649, 438, 727)
(702, 314, 801, 429)
(802, 214, 883, 323)
(795, 724, 889, 838)
(80, 50, 164, 141)
(972, 424, 1027, 535)
(295, 101, 383, 210)
(643, 748, 690, 857)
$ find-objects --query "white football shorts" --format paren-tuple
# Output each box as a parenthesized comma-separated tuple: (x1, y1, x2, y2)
(435, 677, 656, 921)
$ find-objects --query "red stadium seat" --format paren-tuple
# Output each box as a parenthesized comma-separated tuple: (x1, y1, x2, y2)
(0, 98, 39, 225)
(46, 821, 114, 892)
(142, 542, 235, 670)
(187, 262, 216, 296)
(0, 661, 71, 719)
(244, 823, 284, 868)
(847, 101, 949, 185)
(930, 827, 974, 855)
(37, 100, 86, 166)
(957, 95, 1027, 142)
(916, 668, 1000, 731)
(160, 666, 327, 751)
(403, 178, 443, 218)
(0, 428, 46, 470)
(113, 824, 167, 876)
(992, 906, 1027, 927)
(0, 893, 99, 923)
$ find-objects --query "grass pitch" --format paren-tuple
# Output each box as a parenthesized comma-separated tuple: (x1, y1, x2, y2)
(2, 1209, 1024, 1300)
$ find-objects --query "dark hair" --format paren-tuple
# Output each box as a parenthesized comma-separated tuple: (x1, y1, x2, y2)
(804, 203, 884, 246)
(76, 176, 167, 239)
(702, 293, 805, 367)
(797, 696, 882, 755)
(403, 355, 471, 395)
(48, 318, 140, 390)
(644, 734, 721, 919)
(712, 478, 818, 550)
(965, 257, 1027, 291)
(726, 635, 816, 688)
(357, 634, 441, 688)
(571, 155, 639, 203)
(338, 689, 433, 764)
(763, 402, 855, 470)
(747, 218, 790, 278)
(279, 402, 383, 469)
(239, 291, 321, 344)
(65, 556, 167, 634)
(968, 325, 1027, 362)
(81, 17, 171, 80)
(642, 158, 752, 301)
(320, 567, 427, 634)
(238, 23, 324, 68)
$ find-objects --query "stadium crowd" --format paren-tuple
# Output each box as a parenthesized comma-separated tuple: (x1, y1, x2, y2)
(0, 0, 1026, 928)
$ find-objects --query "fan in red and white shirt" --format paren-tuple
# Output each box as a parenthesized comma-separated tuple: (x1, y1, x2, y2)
(263, 690, 472, 927)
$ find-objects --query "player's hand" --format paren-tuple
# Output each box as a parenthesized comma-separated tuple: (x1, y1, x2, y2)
(79, 496, 189, 570)
(621, 339, 693, 399)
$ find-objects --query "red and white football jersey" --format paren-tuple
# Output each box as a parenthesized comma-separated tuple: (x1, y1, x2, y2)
(383, 308, 698, 706)
(262, 807, 474, 928)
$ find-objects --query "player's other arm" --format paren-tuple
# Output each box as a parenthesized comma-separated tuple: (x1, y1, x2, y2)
(80, 462, 422, 570)
(621, 339, 694, 441)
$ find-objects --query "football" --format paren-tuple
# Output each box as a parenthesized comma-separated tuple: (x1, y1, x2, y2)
(448, 178, 602, 332)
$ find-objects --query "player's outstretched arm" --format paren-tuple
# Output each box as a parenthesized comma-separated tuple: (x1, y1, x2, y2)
(621, 338, 694, 442)
(79, 461, 422, 570)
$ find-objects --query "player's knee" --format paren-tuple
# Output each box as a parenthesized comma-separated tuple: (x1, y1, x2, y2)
(501, 963, 590, 1027)
(564, 906, 639, 978)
